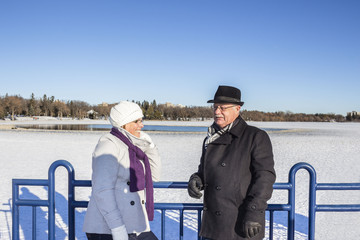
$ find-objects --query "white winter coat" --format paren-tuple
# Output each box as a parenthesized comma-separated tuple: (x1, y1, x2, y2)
(83, 128, 161, 235)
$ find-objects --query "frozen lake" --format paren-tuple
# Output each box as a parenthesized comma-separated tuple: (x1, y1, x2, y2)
(14, 123, 287, 133)
(1, 119, 359, 239)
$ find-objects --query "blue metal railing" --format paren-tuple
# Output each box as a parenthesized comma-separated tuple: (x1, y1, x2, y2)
(12, 160, 360, 240)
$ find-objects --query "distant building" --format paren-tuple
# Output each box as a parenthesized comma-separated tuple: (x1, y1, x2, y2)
(347, 111, 360, 117)
(176, 104, 185, 108)
(165, 102, 174, 107)
(87, 110, 98, 119)
(164, 102, 185, 108)
(98, 102, 108, 107)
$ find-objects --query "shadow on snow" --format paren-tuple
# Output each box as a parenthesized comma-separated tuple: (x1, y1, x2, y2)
(17, 187, 308, 240)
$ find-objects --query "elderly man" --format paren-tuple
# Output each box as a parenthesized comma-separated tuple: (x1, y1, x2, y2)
(188, 85, 276, 240)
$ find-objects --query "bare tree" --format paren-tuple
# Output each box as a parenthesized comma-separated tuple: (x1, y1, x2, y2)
(0, 97, 5, 119)
(94, 104, 111, 119)
(53, 100, 70, 119)
(4, 95, 24, 120)
(67, 100, 91, 119)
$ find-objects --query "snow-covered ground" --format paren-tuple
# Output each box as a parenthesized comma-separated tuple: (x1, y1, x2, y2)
(1, 118, 359, 239)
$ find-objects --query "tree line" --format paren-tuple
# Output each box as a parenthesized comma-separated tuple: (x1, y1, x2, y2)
(0, 93, 214, 121)
(0, 93, 356, 122)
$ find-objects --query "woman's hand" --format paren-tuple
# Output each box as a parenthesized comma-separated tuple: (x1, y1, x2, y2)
(111, 225, 128, 240)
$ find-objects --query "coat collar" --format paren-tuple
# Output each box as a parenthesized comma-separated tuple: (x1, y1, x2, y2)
(211, 116, 247, 145)
(116, 127, 153, 150)
(229, 116, 247, 137)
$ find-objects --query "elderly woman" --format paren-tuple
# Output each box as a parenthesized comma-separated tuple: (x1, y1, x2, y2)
(83, 101, 161, 240)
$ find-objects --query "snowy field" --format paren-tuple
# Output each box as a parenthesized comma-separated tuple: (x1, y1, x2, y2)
(1, 118, 360, 239)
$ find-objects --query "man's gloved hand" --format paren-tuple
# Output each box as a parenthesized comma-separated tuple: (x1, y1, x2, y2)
(111, 225, 128, 240)
(244, 221, 262, 238)
(187, 174, 203, 199)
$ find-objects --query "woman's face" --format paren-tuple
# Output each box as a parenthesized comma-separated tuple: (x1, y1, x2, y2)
(124, 118, 144, 137)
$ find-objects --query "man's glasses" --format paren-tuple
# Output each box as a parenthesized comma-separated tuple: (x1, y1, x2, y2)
(212, 105, 235, 112)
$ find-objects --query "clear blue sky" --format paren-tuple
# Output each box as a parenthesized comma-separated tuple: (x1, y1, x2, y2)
(1, 1, 359, 116)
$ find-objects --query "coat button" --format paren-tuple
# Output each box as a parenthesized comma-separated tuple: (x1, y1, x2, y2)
(215, 211, 221, 216)
(127, 181, 130, 185)
(130, 201, 135, 205)
(203, 207, 208, 211)
(142, 200, 145, 204)
(221, 162, 226, 167)
(251, 205, 256, 210)
(215, 186, 221, 190)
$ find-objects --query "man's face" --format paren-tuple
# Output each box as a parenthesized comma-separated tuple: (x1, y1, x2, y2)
(213, 103, 241, 128)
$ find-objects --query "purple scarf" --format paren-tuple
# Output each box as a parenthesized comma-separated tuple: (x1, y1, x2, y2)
(110, 127, 154, 221)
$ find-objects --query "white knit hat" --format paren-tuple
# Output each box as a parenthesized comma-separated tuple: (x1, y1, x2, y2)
(109, 101, 144, 128)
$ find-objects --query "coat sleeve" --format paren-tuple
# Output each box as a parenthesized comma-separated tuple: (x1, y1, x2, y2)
(193, 138, 207, 182)
(91, 138, 125, 229)
(141, 133, 162, 182)
(144, 145, 161, 182)
(243, 129, 276, 223)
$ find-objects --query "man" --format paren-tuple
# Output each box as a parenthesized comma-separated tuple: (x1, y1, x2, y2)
(188, 85, 276, 240)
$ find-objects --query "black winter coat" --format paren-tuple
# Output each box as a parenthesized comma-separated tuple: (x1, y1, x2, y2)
(195, 117, 276, 240)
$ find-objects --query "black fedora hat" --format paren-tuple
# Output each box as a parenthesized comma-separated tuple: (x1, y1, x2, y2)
(207, 85, 244, 106)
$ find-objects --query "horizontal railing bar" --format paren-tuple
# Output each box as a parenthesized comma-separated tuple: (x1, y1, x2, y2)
(14, 199, 49, 207)
(267, 204, 292, 211)
(72, 200, 289, 212)
(316, 204, 360, 212)
(13, 180, 294, 190)
(154, 182, 188, 188)
(316, 183, 360, 191)
(273, 183, 292, 190)
(153, 182, 293, 190)
(72, 180, 91, 187)
(70, 201, 89, 208)
(12, 179, 48, 186)
(154, 203, 203, 210)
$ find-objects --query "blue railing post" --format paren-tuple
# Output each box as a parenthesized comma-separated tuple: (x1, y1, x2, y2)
(288, 162, 317, 240)
(48, 160, 76, 240)
(12, 179, 20, 240)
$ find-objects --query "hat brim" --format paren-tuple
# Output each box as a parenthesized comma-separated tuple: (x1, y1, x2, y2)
(207, 99, 244, 106)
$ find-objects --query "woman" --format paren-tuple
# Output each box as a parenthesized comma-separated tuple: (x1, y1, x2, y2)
(83, 101, 161, 240)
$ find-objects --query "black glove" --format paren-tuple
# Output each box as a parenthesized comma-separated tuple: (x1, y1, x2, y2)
(244, 221, 262, 238)
(187, 174, 203, 199)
